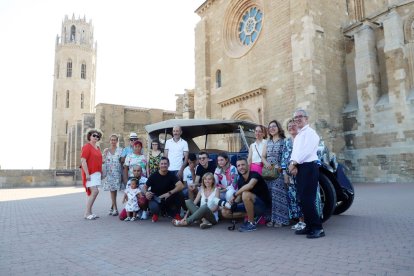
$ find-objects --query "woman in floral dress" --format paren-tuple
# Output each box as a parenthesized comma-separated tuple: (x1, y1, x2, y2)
(102, 134, 123, 216)
(281, 119, 305, 229)
(261, 120, 290, 227)
(147, 139, 162, 177)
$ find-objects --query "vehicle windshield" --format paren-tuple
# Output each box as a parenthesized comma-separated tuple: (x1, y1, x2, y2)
(191, 129, 255, 154)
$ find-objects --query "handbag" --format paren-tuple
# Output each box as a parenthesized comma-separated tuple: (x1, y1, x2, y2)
(262, 165, 279, 180)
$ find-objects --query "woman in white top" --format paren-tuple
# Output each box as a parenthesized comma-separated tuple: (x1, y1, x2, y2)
(172, 172, 219, 229)
(248, 125, 267, 175)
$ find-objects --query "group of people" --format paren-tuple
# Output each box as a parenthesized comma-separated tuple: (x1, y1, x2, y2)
(80, 108, 325, 239)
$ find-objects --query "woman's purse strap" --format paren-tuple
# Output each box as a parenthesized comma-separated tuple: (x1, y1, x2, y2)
(254, 144, 262, 159)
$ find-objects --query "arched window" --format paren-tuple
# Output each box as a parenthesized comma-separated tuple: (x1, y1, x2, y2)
(66, 90, 70, 108)
(81, 93, 84, 109)
(70, 25, 76, 42)
(81, 63, 86, 79)
(216, 70, 222, 88)
(65, 121, 68, 134)
(66, 59, 72, 78)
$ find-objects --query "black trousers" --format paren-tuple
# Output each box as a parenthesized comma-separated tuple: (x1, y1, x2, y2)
(296, 162, 322, 230)
(148, 192, 185, 217)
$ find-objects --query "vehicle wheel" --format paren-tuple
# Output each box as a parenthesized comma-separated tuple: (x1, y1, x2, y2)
(333, 192, 354, 215)
(318, 172, 337, 222)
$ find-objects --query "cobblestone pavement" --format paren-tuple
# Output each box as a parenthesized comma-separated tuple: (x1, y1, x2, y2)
(1, 183, 413, 275)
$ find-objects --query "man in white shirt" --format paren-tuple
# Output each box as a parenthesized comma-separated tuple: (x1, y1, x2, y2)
(164, 125, 189, 180)
(288, 109, 325, 239)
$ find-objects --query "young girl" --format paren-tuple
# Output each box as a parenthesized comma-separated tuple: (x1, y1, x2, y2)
(122, 178, 141, 221)
(172, 172, 220, 229)
(214, 152, 238, 201)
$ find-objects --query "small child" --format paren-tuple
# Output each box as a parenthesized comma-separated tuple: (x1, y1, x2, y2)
(122, 178, 141, 221)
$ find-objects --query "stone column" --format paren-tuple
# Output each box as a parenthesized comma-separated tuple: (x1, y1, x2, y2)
(353, 24, 380, 125)
(383, 9, 409, 103)
(194, 19, 211, 119)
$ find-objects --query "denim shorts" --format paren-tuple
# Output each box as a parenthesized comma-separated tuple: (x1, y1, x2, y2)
(233, 195, 267, 216)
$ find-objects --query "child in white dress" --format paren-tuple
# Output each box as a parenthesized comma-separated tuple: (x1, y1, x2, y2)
(122, 178, 141, 221)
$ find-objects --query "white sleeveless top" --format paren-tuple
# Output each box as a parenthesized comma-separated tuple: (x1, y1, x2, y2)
(200, 187, 219, 221)
(251, 140, 267, 163)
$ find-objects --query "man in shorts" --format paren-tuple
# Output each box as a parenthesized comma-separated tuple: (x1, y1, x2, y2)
(221, 157, 271, 232)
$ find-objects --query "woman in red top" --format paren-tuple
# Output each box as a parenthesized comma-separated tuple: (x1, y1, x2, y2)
(81, 129, 103, 220)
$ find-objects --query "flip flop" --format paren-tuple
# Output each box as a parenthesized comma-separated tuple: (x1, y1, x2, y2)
(84, 214, 95, 220)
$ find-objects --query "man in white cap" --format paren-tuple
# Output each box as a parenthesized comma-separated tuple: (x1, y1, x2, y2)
(120, 132, 139, 167)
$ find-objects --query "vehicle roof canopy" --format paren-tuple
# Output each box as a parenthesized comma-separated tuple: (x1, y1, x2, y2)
(145, 119, 258, 140)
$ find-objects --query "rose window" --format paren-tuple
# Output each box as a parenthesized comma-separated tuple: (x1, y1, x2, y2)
(238, 7, 263, 46)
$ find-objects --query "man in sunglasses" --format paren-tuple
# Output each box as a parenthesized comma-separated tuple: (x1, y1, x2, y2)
(194, 151, 216, 186)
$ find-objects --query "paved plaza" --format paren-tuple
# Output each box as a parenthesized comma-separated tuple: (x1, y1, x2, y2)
(1, 183, 413, 275)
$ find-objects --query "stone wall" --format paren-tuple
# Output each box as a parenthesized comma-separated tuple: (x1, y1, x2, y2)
(0, 170, 82, 189)
(342, 4, 414, 182)
(193, 0, 414, 183)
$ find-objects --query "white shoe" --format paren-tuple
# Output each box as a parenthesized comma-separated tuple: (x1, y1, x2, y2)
(124, 217, 131, 221)
(291, 222, 306, 230)
(140, 211, 148, 220)
(130, 217, 137, 222)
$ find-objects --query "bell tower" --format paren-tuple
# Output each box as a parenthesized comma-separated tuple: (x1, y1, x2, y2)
(50, 14, 97, 169)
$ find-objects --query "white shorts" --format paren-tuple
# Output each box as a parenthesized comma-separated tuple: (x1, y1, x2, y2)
(86, 172, 102, 188)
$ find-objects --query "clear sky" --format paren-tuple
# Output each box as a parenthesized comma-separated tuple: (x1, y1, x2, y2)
(0, 0, 205, 169)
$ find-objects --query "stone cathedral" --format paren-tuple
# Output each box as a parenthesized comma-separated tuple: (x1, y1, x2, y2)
(189, 0, 414, 182)
(51, 0, 414, 183)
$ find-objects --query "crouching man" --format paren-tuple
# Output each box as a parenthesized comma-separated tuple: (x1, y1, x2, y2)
(143, 157, 185, 222)
(221, 157, 271, 232)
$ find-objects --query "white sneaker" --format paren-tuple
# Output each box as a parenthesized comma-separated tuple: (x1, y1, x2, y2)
(130, 217, 136, 222)
(124, 217, 131, 221)
(291, 222, 306, 230)
(140, 211, 148, 220)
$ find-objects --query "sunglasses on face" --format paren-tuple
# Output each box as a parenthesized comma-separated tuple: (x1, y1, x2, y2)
(92, 134, 101, 139)
(130, 138, 138, 141)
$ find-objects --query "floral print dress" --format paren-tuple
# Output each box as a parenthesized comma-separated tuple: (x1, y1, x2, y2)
(282, 137, 322, 220)
(265, 138, 290, 225)
(103, 147, 123, 191)
(148, 151, 162, 176)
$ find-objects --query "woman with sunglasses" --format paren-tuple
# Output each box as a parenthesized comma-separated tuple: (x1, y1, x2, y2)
(80, 129, 104, 220)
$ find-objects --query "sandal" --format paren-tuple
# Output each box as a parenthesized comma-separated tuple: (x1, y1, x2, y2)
(84, 214, 95, 220)
(172, 219, 187, 227)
